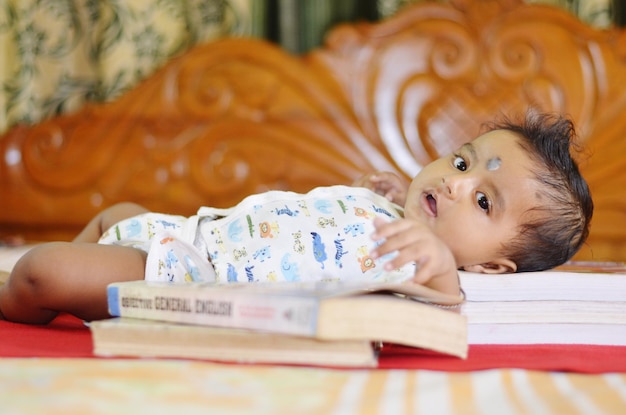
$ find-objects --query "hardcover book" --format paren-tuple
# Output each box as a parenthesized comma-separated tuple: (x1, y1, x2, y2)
(459, 269, 626, 345)
(106, 279, 468, 358)
(91, 317, 378, 368)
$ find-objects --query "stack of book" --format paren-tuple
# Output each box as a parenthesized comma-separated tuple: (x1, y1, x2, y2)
(459, 265, 626, 346)
(90, 280, 468, 368)
(91, 265, 626, 368)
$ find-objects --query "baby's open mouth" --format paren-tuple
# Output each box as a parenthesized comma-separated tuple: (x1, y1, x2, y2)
(425, 194, 438, 216)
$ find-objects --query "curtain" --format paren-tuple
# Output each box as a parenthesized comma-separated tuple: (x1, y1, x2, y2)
(254, 0, 614, 55)
(528, 0, 613, 27)
(0, 0, 252, 135)
(251, 0, 380, 54)
(0, 0, 614, 135)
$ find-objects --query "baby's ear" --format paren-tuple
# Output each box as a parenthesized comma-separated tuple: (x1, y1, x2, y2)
(463, 259, 517, 274)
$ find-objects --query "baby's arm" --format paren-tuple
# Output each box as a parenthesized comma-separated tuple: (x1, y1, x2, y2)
(0, 242, 146, 324)
(353, 172, 409, 205)
(370, 217, 461, 296)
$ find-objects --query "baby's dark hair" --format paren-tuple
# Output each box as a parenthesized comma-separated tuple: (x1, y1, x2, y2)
(488, 111, 593, 272)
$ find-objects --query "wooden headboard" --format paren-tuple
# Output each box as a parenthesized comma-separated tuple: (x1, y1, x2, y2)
(1, 0, 626, 262)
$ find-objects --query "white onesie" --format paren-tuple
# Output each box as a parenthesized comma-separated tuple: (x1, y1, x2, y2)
(98, 186, 416, 284)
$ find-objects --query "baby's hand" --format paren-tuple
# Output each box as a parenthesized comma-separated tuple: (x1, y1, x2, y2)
(352, 172, 409, 205)
(370, 217, 461, 296)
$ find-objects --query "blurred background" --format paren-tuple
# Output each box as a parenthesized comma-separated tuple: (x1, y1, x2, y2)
(0, 0, 618, 135)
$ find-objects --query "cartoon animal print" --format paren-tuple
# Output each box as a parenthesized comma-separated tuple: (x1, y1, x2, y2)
(155, 256, 175, 281)
(280, 253, 300, 281)
(314, 199, 333, 214)
(125, 219, 142, 238)
(336, 200, 347, 214)
(156, 259, 176, 281)
(228, 219, 244, 242)
(297, 201, 311, 216)
(147, 220, 156, 239)
(274, 205, 299, 216)
(165, 249, 179, 269)
(310, 232, 328, 269)
(259, 221, 279, 238)
(245, 264, 255, 282)
(183, 255, 201, 282)
(357, 246, 376, 273)
(359, 255, 377, 274)
(344, 223, 365, 237)
(210, 229, 226, 252)
(233, 248, 248, 261)
(226, 263, 238, 283)
(334, 237, 348, 268)
(354, 207, 374, 219)
(253, 246, 272, 262)
(156, 219, 180, 230)
(371, 204, 394, 218)
(157, 259, 166, 278)
(246, 215, 255, 237)
(317, 217, 337, 228)
(292, 231, 305, 254)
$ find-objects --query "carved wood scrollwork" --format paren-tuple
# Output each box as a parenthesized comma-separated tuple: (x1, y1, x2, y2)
(313, 1, 624, 176)
(1, 0, 626, 261)
(0, 38, 400, 235)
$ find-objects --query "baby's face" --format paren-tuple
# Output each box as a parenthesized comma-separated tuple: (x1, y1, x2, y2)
(403, 129, 543, 270)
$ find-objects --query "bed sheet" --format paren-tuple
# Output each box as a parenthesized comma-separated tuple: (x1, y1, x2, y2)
(1, 358, 624, 415)
(1, 246, 625, 414)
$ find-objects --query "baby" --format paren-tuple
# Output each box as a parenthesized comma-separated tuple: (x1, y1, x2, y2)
(0, 111, 593, 324)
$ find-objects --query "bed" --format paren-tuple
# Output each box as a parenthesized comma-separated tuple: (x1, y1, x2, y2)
(1, 0, 625, 413)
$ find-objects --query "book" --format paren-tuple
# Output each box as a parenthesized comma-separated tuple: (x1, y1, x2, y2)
(458, 269, 626, 345)
(467, 323, 626, 345)
(459, 270, 626, 302)
(91, 317, 378, 367)
(461, 300, 626, 324)
(106, 279, 468, 358)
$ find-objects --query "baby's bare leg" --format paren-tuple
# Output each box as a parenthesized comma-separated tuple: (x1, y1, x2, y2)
(0, 242, 146, 324)
(73, 202, 149, 243)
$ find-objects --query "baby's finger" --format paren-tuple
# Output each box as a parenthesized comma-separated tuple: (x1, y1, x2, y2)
(382, 247, 427, 272)
(371, 217, 411, 240)
(374, 235, 428, 274)
(410, 257, 435, 284)
(373, 228, 420, 260)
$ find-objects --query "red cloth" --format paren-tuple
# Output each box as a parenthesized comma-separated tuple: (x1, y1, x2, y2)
(1, 314, 624, 373)
(0, 314, 93, 358)
(377, 343, 626, 373)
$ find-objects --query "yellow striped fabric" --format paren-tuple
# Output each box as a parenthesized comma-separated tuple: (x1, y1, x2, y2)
(0, 358, 624, 414)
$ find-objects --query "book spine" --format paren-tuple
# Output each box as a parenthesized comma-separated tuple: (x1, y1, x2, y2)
(107, 284, 320, 336)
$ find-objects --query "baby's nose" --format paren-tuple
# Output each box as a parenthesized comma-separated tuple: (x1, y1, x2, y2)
(440, 175, 469, 199)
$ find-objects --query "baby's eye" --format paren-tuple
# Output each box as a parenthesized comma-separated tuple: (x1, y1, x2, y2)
(453, 155, 467, 171)
(476, 192, 491, 213)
